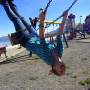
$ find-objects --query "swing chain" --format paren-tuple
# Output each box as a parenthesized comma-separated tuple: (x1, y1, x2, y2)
(67, 0, 78, 11)
(44, 0, 53, 13)
(36, 0, 53, 30)
(44, 0, 78, 29)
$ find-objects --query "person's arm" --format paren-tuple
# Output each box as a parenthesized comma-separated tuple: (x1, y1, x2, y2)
(56, 11, 68, 58)
(58, 11, 68, 35)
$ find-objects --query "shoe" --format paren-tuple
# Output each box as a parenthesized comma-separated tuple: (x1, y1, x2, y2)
(0, 0, 13, 4)
(0, 0, 2, 4)
(8, 0, 13, 2)
(0, 0, 7, 4)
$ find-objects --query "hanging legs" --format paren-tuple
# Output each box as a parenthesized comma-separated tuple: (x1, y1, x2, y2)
(1, 1, 33, 56)
(56, 35, 64, 58)
(8, 1, 38, 37)
(2, 1, 28, 44)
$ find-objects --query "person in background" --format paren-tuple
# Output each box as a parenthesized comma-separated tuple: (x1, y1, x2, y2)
(29, 17, 38, 29)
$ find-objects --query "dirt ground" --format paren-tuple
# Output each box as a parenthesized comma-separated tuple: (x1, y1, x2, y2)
(0, 39, 90, 90)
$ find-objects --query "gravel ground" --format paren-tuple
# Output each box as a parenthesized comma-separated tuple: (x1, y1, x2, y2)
(0, 39, 90, 90)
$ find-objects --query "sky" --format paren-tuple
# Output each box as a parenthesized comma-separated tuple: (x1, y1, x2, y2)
(0, 0, 90, 36)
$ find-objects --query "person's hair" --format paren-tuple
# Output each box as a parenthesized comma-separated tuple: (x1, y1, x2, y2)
(52, 63, 66, 76)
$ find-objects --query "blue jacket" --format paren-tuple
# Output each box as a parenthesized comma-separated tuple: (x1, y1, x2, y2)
(23, 35, 64, 65)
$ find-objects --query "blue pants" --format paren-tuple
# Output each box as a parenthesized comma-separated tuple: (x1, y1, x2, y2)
(8, 2, 38, 37)
(3, 1, 38, 37)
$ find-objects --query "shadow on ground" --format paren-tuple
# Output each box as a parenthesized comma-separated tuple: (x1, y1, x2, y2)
(0, 54, 40, 65)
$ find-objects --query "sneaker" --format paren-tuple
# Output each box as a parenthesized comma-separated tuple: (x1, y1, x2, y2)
(0, 0, 7, 4)
(8, 0, 13, 2)
(0, 0, 2, 4)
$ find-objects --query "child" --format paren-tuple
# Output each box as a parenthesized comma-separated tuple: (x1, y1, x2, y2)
(1, 0, 67, 76)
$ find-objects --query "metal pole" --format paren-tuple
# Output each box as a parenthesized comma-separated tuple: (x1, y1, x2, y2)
(63, 33, 69, 48)
(80, 16, 82, 24)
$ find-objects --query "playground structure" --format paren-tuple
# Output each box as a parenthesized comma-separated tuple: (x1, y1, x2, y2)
(44, 14, 90, 40)
(65, 13, 76, 40)
(83, 15, 90, 34)
(0, 0, 78, 76)
(45, 13, 90, 40)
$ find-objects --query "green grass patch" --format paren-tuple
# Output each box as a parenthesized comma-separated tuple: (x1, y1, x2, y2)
(84, 78, 90, 85)
(79, 78, 90, 86)
(79, 81, 85, 86)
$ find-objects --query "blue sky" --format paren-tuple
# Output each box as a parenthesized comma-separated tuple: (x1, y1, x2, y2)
(0, 0, 90, 36)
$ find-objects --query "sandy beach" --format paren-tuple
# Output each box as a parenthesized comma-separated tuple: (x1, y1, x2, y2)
(0, 38, 90, 90)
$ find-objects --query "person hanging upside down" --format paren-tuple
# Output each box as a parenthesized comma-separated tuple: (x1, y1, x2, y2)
(1, 0, 68, 76)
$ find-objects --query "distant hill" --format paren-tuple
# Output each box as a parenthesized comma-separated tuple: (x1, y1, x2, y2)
(0, 36, 11, 46)
(0, 36, 9, 41)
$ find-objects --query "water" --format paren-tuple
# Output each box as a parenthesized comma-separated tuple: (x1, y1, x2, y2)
(0, 36, 11, 47)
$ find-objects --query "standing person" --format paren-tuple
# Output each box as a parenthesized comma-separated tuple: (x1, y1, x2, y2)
(1, 0, 67, 76)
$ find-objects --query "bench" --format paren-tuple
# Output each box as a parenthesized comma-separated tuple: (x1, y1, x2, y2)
(0, 46, 7, 58)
